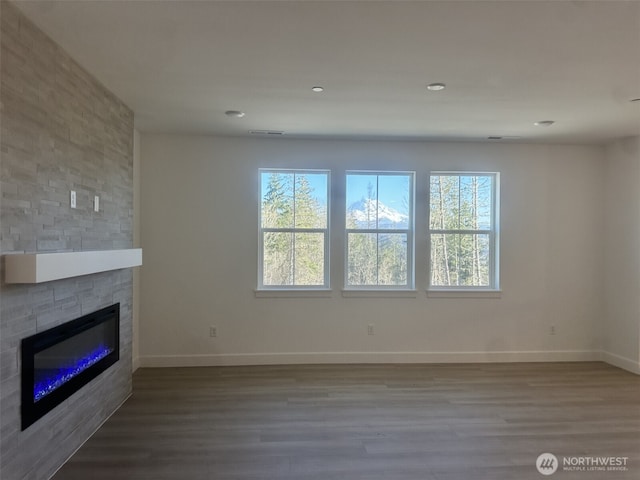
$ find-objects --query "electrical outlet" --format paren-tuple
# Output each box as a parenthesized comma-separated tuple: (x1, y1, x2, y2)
(549, 325, 556, 335)
(70, 190, 77, 209)
(209, 326, 217, 338)
(367, 324, 374, 336)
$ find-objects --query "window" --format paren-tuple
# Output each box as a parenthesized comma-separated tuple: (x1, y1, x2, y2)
(429, 172, 499, 290)
(345, 171, 415, 288)
(259, 169, 329, 288)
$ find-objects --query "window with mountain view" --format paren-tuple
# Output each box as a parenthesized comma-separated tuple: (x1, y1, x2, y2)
(429, 172, 499, 289)
(259, 170, 329, 288)
(346, 171, 415, 288)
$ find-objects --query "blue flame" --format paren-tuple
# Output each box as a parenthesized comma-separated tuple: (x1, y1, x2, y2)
(33, 346, 114, 402)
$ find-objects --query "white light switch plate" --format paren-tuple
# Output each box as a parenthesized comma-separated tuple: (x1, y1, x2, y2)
(70, 190, 77, 209)
(94, 195, 100, 212)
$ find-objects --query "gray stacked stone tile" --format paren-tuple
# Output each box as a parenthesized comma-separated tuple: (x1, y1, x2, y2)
(1, 2, 134, 479)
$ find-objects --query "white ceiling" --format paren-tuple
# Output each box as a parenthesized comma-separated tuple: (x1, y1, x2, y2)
(14, 0, 640, 144)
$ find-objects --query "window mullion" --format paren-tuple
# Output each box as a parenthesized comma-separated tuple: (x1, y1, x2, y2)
(375, 175, 379, 286)
(376, 232, 379, 285)
(346, 228, 409, 234)
(292, 173, 296, 285)
(291, 231, 296, 285)
(457, 175, 461, 230)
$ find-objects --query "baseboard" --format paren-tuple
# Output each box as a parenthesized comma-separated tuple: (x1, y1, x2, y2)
(139, 350, 599, 368)
(600, 350, 640, 375)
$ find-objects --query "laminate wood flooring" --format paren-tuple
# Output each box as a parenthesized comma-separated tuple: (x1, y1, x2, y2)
(52, 362, 640, 480)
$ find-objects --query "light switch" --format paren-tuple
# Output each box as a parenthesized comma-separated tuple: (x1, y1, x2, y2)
(94, 196, 100, 212)
(70, 190, 77, 209)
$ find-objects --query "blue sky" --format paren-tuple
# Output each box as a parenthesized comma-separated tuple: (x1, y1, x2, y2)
(346, 173, 411, 215)
(260, 171, 328, 206)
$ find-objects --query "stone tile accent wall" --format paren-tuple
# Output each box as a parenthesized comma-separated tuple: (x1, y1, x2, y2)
(0, 3, 134, 479)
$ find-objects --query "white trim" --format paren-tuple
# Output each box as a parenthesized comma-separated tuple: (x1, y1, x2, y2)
(342, 289, 418, 298)
(427, 289, 502, 298)
(4, 249, 142, 284)
(600, 350, 640, 375)
(139, 350, 599, 368)
(255, 289, 333, 298)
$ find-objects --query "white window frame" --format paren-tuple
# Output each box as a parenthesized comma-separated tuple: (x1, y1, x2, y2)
(258, 169, 331, 290)
(428, 171, 500, 293)
(344, 170, 415, 290)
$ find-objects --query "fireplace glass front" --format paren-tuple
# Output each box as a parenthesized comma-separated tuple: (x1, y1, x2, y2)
(21, 304, 119, 430)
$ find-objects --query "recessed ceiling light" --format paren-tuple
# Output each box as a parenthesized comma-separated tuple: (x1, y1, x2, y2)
(225, 110, 245, 118)
(534, 120, 555, 127)
(311, 86, 324, 93)
(427, 83, 446, 91)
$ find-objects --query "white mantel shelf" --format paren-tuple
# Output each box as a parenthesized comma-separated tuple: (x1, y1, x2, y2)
(4, 249, 142, 284)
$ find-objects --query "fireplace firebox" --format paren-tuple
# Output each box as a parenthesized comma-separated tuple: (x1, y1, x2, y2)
(21, 304, 119, 430)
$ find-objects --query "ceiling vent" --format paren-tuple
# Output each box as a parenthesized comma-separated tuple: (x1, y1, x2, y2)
(488, 136, 522, 140)
(249, 130, 284, 136)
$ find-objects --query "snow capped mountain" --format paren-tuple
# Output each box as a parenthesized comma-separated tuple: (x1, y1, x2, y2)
(347, 199, 408, 228)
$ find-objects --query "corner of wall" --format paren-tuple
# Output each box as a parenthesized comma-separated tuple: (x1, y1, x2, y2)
(602, 135, 640, 375)
(133, 129, 141, 372)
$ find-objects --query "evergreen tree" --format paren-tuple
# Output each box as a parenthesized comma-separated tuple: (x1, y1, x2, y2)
(347, 182, 379, 285)
(262, 173, 294, 285)
(262, 172, 326, 286)
(293, 174, 325, 285)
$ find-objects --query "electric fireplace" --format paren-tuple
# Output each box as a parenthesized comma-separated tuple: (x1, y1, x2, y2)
(21, 304, 119, 430)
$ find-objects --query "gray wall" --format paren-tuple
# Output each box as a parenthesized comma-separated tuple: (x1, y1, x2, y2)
(0, 3, 134, 479)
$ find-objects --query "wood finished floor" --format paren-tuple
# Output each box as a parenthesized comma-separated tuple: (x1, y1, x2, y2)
(52, 362, 640, 480)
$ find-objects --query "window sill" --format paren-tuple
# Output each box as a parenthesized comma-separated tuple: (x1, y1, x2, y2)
(426, 289, 502, 299)
(254, 289, 333, 298)
(342, 289, 418, 298)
